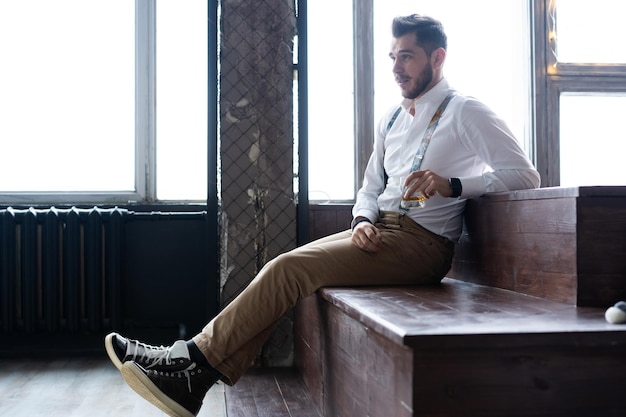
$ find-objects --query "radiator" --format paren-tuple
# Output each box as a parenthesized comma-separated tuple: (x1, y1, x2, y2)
(0, 207, 127, 334)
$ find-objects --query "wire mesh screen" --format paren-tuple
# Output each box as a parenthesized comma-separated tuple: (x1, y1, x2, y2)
(219, 0, 298, 367)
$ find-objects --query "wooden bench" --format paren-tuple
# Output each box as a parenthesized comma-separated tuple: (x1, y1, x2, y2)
(295, 186, 626, 417)
(451, 186, 626, 307)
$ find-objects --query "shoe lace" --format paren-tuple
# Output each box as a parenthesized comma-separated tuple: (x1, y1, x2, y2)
(180, 364, 195, 392)
(128, 340, 172, 368)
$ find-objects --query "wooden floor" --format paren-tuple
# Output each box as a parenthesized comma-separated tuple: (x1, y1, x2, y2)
(225, 368, 321, 417)
(0, 357, 320, 417)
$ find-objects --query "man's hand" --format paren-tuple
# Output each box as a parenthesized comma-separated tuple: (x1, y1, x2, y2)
(404, 169, 453, 199)
(351, 221, 383, 252)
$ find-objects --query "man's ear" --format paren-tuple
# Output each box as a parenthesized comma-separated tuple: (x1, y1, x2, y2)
(432, 47, 446, 68)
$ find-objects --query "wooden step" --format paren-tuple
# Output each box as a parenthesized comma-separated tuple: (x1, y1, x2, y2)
(294, 278, 626, 417)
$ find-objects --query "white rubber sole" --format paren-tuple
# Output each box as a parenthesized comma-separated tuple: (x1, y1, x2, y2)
(121, 361, 194, 417)
(104, 332, 123, 370)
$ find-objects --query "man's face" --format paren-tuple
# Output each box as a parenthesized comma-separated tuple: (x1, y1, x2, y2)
(389, 33, 435, 100)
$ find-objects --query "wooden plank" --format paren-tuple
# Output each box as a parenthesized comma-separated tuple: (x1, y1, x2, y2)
(307, 204, 352, 242)
(318, 279, 626, 348)
(577, 197, 626, 306)
(294, 294, 324, 410)
(321, 300, 413, 417)
(452, 187, 626, 306)
(576, 196, 626, 276)
(452, 194, 579, 303)
(465, 197, 577, 235)
(470, 186, 626, 202)
(274, 368, 323, 417)
(225, 367, 321, 417)
(411, 345, 626, 416)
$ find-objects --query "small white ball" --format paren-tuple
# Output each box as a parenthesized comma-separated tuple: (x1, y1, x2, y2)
(605, 305, 626, 324)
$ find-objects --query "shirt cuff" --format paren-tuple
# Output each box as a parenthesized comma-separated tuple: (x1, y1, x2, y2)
(351, 217, 372, 230)
(352, 209, 378, 224)
(458, 176, 487, 199)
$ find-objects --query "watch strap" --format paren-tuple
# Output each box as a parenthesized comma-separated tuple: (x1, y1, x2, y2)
(449, 177, 462, 198)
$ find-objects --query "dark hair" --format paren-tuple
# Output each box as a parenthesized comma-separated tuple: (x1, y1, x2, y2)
(392, 14, 447, 56)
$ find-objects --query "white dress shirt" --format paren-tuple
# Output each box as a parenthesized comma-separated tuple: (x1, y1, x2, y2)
(352, 78, 540, 241)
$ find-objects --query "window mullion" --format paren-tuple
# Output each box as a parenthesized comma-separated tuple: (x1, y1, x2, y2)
(353, 0, 374, 193)
(136, 0, 156, 202)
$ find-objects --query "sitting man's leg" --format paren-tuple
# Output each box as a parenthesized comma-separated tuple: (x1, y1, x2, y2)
(107, 213, 453, 416)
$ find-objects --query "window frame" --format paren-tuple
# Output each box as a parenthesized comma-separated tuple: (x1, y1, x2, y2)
(353, 0, 375, 193)
(1, 0, 156, 206)
(533, 0, 626, 186)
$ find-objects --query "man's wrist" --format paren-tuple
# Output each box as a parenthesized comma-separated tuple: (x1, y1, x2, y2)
(351, 216, 372, 231)
(449, 177, 462, 198)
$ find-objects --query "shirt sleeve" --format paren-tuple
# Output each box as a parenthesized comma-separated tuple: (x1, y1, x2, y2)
(456, 98, 541, 199)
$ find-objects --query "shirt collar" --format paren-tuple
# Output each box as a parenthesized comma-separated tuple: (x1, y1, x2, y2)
(400, 78, 452, 113)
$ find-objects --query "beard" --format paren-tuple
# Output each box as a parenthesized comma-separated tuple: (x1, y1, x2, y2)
(400, 64, 433, 99)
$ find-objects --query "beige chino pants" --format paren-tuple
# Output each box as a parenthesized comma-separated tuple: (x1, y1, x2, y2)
(193, 211, 455, 385)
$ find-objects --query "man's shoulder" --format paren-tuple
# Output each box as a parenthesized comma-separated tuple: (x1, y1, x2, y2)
(447, 93, 495, 118)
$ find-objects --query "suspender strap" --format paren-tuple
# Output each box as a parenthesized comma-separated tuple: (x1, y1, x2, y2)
(409, 92, 456, 172)
(384, 106, 403, 138)
(382, 92, 456, 187)
(383, 106, 402, 185)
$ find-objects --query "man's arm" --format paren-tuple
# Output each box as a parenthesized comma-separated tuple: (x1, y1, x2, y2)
(455, 98, 540, 198)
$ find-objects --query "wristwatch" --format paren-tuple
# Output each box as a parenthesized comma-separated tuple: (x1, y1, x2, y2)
(449, 177, 462, 198)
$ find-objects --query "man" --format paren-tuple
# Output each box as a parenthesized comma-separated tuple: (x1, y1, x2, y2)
(105, 14, 540, 417)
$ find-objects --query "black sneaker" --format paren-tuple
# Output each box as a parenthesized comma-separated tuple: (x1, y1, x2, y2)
(121, 360, 219, 417)
(104, 332, 192, 371)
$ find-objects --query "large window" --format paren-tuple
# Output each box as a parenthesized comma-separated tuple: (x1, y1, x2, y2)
(306, 0, 354, 202)
(307, 0, 531, 202)
(536, 0, 626, 186)
(0, 0, 207, 204)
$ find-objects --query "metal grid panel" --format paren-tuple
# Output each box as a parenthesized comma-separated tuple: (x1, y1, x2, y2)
(219, 0, 297, 366)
